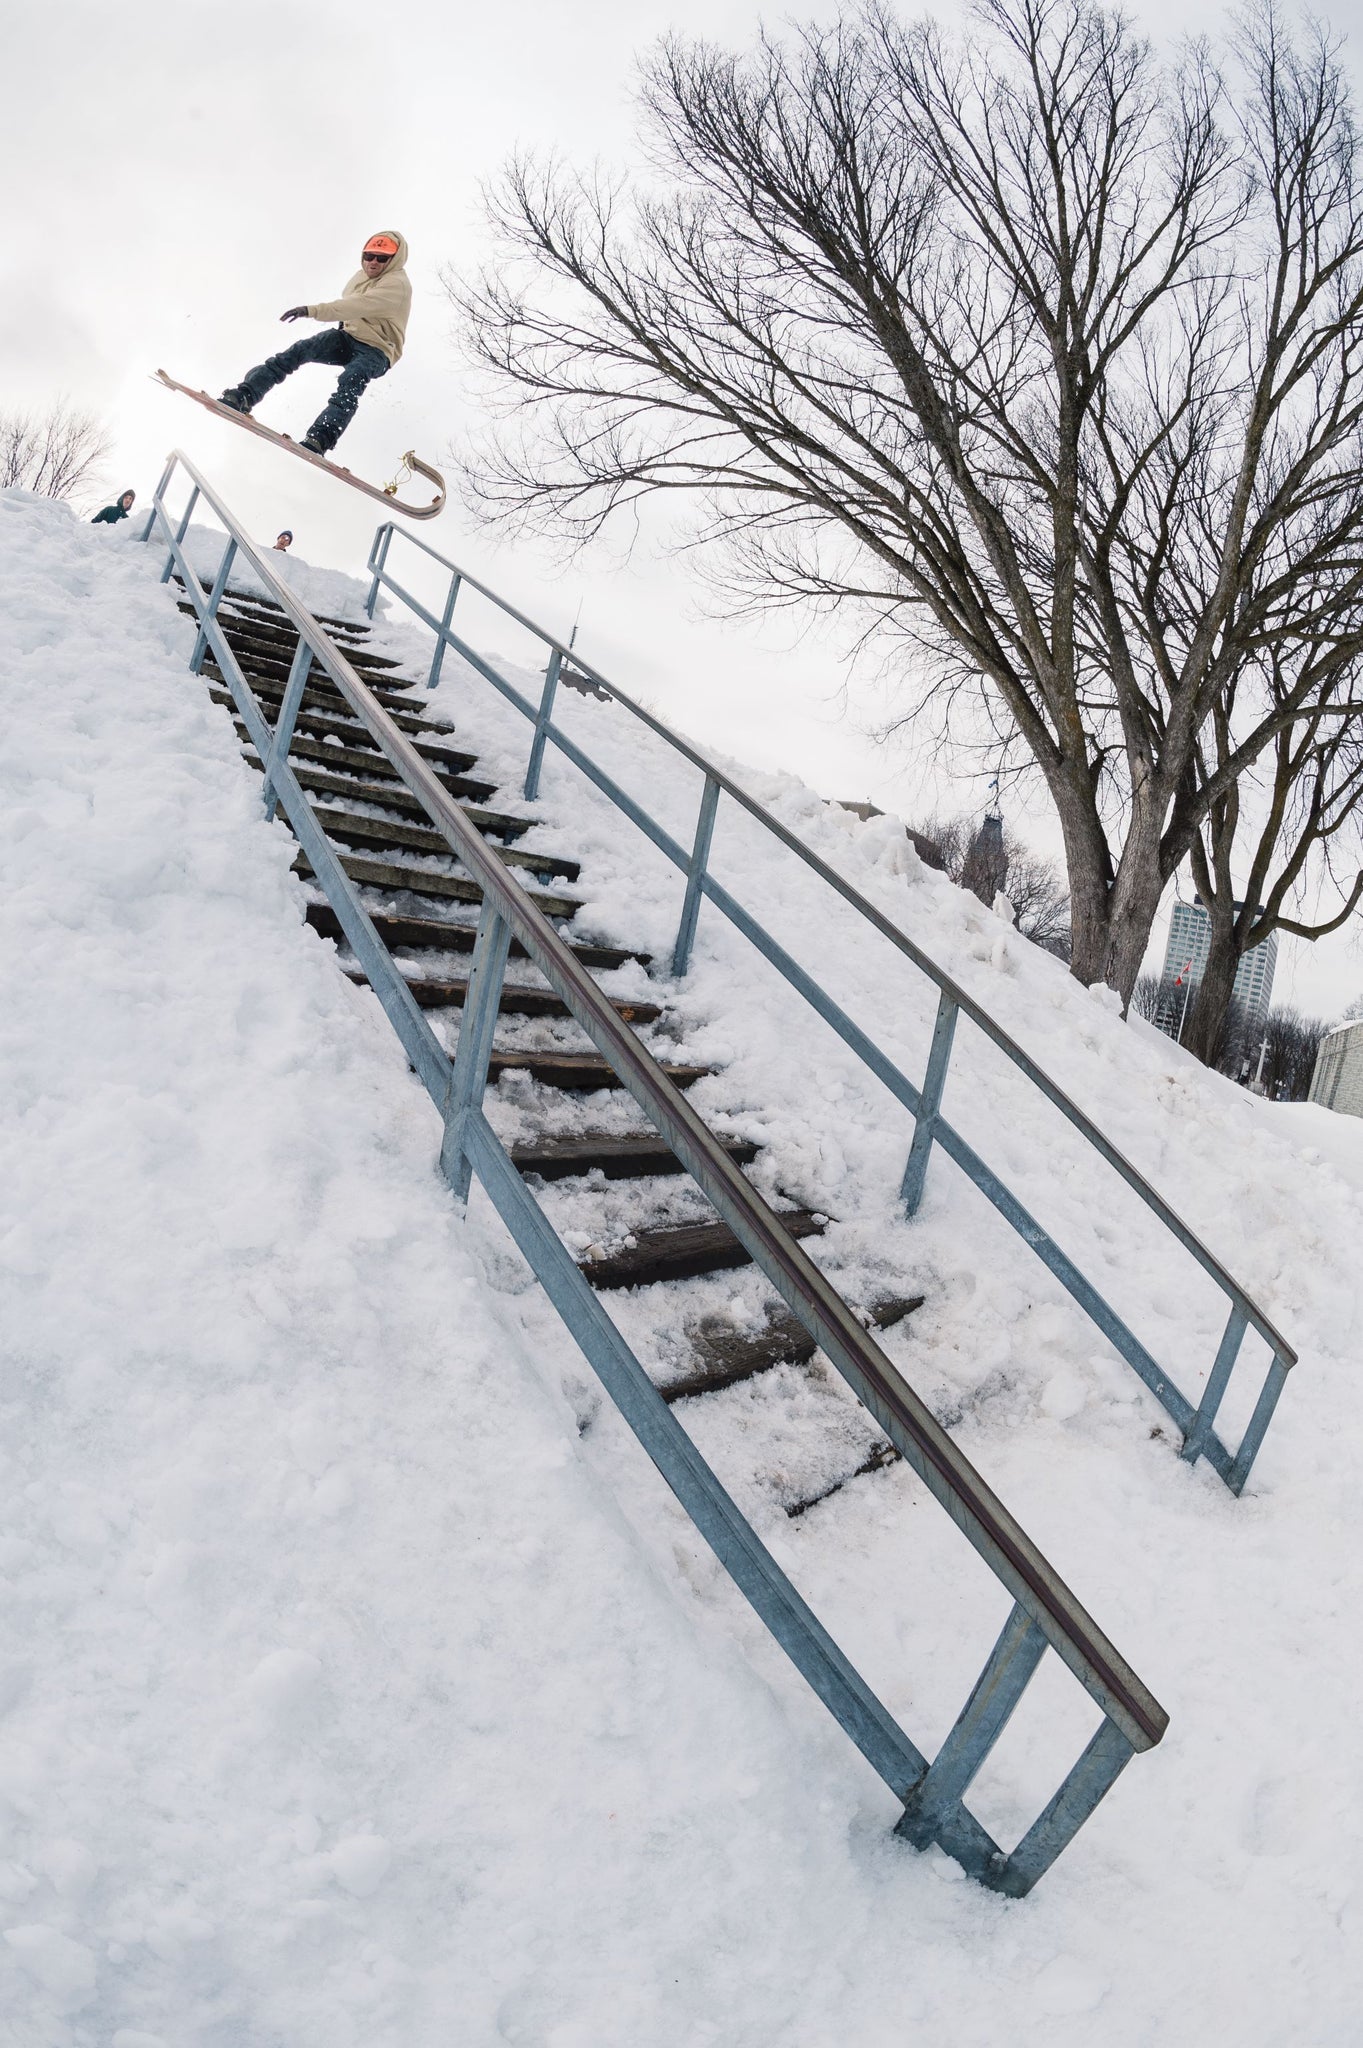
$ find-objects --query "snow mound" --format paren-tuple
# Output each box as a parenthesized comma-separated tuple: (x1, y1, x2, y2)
(3, 490, 1362, 2043)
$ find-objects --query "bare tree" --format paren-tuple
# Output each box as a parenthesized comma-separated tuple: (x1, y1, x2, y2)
(1130, 971, 1164, 1022)
(915, 810, 1071, 954)
(452, 0, 1363, 1005)
(1180, 636, 1363, 1063)
(1236, 1004, 1331, 1099)
(0, 400, 112, 502)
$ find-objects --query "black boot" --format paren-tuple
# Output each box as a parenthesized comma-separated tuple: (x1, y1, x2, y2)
(300, 430, 331, 456)
(219, 387, 254, 414)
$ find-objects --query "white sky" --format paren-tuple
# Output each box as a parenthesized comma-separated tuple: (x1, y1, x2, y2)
(5, 0, 1361, 1017)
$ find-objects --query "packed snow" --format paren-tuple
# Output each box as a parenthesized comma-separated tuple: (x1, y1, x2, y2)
(2, 488, 1361, 2043)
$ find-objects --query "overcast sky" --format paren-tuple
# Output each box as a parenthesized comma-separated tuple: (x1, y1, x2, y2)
(6, 0, 1362, 1018)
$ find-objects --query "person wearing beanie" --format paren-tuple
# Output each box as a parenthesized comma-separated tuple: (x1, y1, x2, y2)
(273, 530, 293, 551)
(92, 489, 136, 524)
(218, 232, 412, 456)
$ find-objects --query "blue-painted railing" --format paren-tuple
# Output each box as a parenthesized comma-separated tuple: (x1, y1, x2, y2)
(142, 449, 1169, 1895)
(362, 523, 1296, 1497)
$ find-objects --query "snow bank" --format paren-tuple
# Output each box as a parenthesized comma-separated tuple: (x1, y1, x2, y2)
(3, 492, 1362, 2043)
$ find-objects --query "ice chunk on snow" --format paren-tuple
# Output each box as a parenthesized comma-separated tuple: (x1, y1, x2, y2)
(330, 1834, 392, 1898)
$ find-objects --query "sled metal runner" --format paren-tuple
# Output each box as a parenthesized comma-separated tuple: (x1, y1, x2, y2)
(362, 521, 1297, 1497)
(144, 447, 1168, 1896)
(153, 370, 445, 520)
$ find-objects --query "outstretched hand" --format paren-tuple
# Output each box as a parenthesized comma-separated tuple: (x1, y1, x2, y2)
(280, 306, 308, 323)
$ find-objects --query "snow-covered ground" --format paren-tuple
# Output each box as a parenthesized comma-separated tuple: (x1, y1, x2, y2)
(3, 489, 1362, 2044)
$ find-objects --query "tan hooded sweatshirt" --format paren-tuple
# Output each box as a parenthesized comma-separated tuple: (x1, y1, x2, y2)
(306, 231, 412, 366)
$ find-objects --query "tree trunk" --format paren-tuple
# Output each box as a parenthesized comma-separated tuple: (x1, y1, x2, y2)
(1182, 925, 1239, 1066)
(1099, 796, 1168, 1008)
(1051, 779, 1113, 987)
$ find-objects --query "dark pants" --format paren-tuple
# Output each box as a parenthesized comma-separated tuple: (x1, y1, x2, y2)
(238, 328, 390, 452)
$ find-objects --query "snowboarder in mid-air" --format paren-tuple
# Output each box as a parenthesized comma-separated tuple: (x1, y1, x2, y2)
(219, 231, 411, 456)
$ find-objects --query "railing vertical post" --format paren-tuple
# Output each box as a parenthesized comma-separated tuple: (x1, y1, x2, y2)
(139, 457, 177, 544)
(901, 992, 959, 1216)
(261, 632, 314, 823)
(524, 649, 563, 803)
(993, 1718, 1135, 1898)
(672, 775, 721, 978)
(427, 569, 463, 691)
(1180, 1304, 1248, 1468)
(1226, 1350, 1292, 1496)
(159, 485, 200, 584)
(190, 539, 238, 674)
(895, 1603, 1047, 1853)
(440, 902, 512, 1202)
(365, 523, 394, 619)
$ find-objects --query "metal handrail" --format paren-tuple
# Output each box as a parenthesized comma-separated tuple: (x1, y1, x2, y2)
(363, 521, 1296, 1493)
(141, 448, 1167, 1895)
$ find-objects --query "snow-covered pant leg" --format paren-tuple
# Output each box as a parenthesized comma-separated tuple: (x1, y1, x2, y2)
(303, 339, 390, 454)
(237, 327, 353, 409)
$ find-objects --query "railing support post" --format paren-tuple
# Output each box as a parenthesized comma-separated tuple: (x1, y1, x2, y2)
(524, 650, 563, 802)
(427, 570, 462, 691)
(190, 538, 238, 674)
(901, 992, 958, 1216)
(439, 902, 512, 1202)
(895, 1602, 1047, 1856)
(261, 632, 313, 823)
(992, 1718, 1135, 1898)
(672, 776, 721, 979)
(159, 485, 200, 583)
(365, 523, 394, 619)
(139, 457, 177, 544)
(1181, 1304, 1248, 1468)
(1226, 1350, 1292, 1496)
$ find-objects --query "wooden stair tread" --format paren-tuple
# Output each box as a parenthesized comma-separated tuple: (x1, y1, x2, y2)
(243, 756, 531, 841)
(233, 724, 496, 803)
(205, 665, 448, 738)
(580, 1211, 823, 1290)
(291, 851, 581, 920)
(308, 805, 580, 881)
(666, 1295, 923, 1401)
(345, 968, 660, 1024)
(510, 1133, 757, 1181)
(303, 902, 647, 971)
(487, 1049, 709, 1093)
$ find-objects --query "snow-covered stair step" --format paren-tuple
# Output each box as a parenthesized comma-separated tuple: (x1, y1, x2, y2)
(189, 617, 420, 698)
(214, 691, 487, 781)
(487, 1049, 709, 1094)
(307, 804, 581, 883)
(674, 1362, 891, 1519)
(210, 611, 408, 676)
(666, 1295, 923, 1400)
(290, 848, 582, 920)
(303, 902, 647, 972)
(245, 757, 533, 842)
(235, 721, 497, 802)
(344, 966, 661, 1025)
(204, 664, 450, 740)
(579, 1211, 824, 1291)
(510, 1132, 758, 1181)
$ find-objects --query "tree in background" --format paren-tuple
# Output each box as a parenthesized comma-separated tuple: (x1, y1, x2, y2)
(453, 0, 1363, 1006)
(1225, 1005, 1331, 1100)
(1179, 629, 1363, 1067)
(0, 401, 111, 503)
(1130, 973, 1164, 1024)
(913, 812, 1071, 957)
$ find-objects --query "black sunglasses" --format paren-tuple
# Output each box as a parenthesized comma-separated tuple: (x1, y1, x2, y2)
(362, 250, 394, 262)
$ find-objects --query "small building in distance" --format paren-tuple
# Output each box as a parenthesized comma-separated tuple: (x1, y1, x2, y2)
(1308, 1022, 1363, 1117)
(1155, 897, 1278, 1043)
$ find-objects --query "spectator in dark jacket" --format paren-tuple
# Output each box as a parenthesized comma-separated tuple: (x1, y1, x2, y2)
(92, 490, 136, 525)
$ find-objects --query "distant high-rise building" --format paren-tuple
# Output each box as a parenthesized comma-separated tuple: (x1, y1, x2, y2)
(1155, 898, 1278, 1043)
